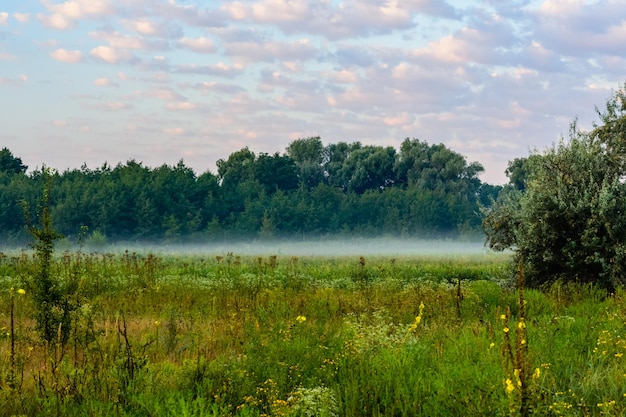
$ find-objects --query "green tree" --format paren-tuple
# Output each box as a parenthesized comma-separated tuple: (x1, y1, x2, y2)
(252, 152, 299, 194)
(22, 167, 74, 345)
(483, 85, 626, 290)
(286, 136, 326, 189)
(0, 147, 27, 175)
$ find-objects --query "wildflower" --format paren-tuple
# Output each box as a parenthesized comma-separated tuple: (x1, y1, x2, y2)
(616, 353, 624, 358)
(154, 320, 160, 326)
(533, 368, 541, 380)
(17, 288, 25, 295)
(489, 342, 495, 349)
(503, 327, 509, 333)
(518, 320, 525, 329)
(500, 314, 506, 321)
(505, 378, 515, 394)
(296, 315, 306, 323)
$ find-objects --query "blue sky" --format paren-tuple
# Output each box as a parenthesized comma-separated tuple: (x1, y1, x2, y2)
(1, 0, 625, 184)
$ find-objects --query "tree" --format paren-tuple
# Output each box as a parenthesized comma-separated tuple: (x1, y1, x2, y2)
(483, 85, 626, 290)
(0, 148, 27, 175)
(286, 136, 326, 189)
(252, 152, 299, 194)
(22, 167, 75, 345)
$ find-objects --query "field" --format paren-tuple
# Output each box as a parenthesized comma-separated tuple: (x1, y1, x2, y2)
(1, 249, 626, 416)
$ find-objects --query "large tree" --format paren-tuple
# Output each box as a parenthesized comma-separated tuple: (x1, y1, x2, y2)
(483, 85, 626, 290)
(0, 148, 28, 175)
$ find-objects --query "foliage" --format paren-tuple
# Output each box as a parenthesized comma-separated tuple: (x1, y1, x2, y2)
(0, 139, 495, 243)
(1, 251, 626, 416)
(483, 85, 626, 290)
(21, 167, 75, 345)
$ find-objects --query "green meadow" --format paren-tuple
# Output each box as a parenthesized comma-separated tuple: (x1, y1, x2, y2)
(1, 250, 626, 416)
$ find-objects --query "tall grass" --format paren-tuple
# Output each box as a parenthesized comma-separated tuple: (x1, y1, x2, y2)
(0, 251, 625, 416)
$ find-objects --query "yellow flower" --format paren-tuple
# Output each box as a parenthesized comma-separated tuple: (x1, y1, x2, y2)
(533, 368, 541, 380)
(503, 327, 509, 333)
(505, 378, 515, 394)
(500, 314, 506, 321)
(615, 353, 623, 358)
(518, 320, 525, 329)
(489, 342, 495, 349)
(296, 315, 306, 323)
(17, 288, 26, 295)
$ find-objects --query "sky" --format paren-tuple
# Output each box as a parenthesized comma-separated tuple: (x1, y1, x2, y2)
(1, 0, 625, 185)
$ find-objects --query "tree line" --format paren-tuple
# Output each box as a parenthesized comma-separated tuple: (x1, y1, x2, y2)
(0, 138, 501, 245)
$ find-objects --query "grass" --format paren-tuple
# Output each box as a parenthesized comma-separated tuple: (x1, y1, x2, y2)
(1, 250, 626, 416)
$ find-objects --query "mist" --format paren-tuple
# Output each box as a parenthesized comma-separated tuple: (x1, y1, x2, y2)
(84, 237, 492, 258)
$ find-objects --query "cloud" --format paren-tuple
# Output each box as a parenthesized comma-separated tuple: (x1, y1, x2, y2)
(90, 30, 144, 49)
(224, 38, 318, 63)
(163, 127, 186, 136)
(223, 0, 459, 39)
(90, 46, 133, 63)
(177, 36, 216, 53)
(166, 102, 196, 111)
(144, 87, 187, 102)
(0, 12, 8, 25)
(38, 13, 74, 30)
(83, 101, 132, 111)
(533, 0, 626, 57)
(176, 62, 245, 77)
(128, 19, 158, 36)
(50, 48, 84, 63)
(93, 77, 116, 86)
(41, 0, 113, 20)
(155, 0, 227, 27)
(13, 13, 30, 23)
(0, 74, 28, 86)
(185, 81, 245, 95)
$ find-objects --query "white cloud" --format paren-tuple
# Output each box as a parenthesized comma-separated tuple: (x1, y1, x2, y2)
(90, 46, 131, 63)
(176, 62, 245, 77)
(90, 30, 144, 49)
(38, 12, 74, 30)
(0, 74, 27, 87)
(166, 102, 196, 110)
(145, 87, 186, 102)
(50, 48, 84, 63)
(178, 36, 216, 53)
(0, 12, 8, 25)
(533, 0, 626, 57)
(41, 0, 112, 20)
(93, 77, 115, 86)
(156, 0, 226, 27)
(130, 19, 158, 35)
(224, 38, 317, 63)
(163, 127, 186, 136)
(13, 13, 30, 23)
(103, 101, 130, 111)
(52, 119, 68, 127)
(382, 112, 414, 127)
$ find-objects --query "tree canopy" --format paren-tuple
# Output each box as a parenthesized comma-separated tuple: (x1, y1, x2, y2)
(0, 138, 498, 245)
(483, 85, 626, 290)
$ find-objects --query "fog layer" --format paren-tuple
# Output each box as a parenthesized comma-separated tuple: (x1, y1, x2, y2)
(99, 238, 491, 257)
